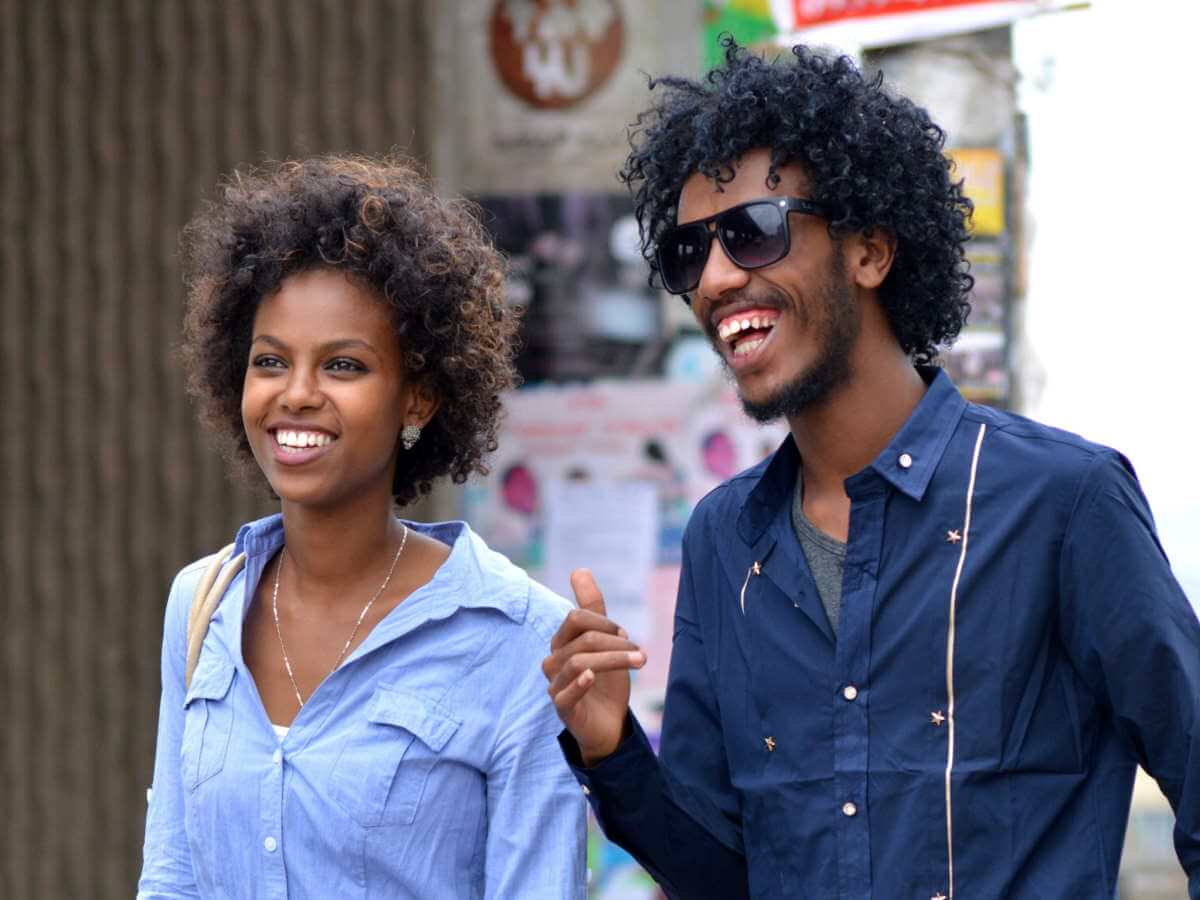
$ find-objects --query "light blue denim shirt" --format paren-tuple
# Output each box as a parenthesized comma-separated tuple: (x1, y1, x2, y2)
(138, 515, 586, 899)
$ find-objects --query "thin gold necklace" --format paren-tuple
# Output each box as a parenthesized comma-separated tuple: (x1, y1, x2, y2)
(271, 524, 409, 709)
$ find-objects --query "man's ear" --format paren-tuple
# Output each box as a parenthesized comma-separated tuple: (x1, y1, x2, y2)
(845, 228, 897, 290)
(403, 381, 441, 430)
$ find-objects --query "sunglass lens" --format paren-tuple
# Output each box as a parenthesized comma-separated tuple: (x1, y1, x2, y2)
(719, 202, 788, 269)
(658, 224, 710, 294)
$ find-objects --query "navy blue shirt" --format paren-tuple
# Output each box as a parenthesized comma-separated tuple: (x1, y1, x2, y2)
(561, 369, 1200, 899)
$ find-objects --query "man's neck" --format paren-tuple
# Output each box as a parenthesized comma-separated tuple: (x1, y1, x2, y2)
(787, 347, 926, 499)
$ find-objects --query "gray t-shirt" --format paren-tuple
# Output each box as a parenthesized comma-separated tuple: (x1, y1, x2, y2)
(790, 469, 847, 635)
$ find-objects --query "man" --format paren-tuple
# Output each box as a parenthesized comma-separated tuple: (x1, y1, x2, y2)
(542, 39, 1200, 899)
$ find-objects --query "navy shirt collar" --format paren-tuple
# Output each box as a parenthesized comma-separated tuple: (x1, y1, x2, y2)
(737, 366, 965, 546)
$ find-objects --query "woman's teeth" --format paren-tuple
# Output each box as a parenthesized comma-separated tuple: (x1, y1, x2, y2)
(274, 430, 334, 452)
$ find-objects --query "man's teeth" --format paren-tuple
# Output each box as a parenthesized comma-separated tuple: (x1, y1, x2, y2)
(733, 336, 767, 357)
(717, 315, 777, 343)
(274, 430, 334, 449)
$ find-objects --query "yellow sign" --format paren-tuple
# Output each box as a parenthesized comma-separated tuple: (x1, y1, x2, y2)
(947, 148, 1005, 236)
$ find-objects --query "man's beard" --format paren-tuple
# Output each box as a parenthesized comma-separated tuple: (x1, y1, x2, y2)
(729, 258, 858, 423)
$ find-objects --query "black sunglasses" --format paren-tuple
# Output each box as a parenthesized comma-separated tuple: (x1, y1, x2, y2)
(655, 196, 829, 297)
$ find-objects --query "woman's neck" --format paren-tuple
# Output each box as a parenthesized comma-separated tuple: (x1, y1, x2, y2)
(277, 485, 408, 598)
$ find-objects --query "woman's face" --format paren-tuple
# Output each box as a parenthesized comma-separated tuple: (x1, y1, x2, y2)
(241, 268, 431, 510)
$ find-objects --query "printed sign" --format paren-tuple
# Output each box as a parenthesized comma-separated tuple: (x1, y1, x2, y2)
(490, 0, 625, 109)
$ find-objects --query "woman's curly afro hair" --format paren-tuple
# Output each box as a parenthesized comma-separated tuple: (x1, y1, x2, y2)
(181, 154, 518, 506)
(622, 37, 974, 364)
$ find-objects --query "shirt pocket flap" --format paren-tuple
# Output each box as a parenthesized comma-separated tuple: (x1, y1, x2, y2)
(366, 686, 462, 753)
(184, 655, 236, 708)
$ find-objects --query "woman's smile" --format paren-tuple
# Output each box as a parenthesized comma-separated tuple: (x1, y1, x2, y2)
(269, 427, 338, 465)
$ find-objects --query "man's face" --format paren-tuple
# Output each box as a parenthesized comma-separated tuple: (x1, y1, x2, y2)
(676, 148, 859, 422)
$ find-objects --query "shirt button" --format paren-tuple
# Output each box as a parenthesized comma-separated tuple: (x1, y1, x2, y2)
(272, 748, 283, 765)
(842, 801, 857, 817)
(263, 836, 278, 853)
(899, 452, 913, 469)
(580, 784, 591, 797)
(842, 684, 859, 701)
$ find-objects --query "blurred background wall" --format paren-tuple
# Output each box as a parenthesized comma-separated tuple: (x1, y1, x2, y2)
(0, 2, 436, 894)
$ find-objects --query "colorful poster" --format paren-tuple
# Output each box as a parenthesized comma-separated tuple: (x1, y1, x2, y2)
(948, 147, 1006, 237)
(464, 378, 787, 720)
(942, 146, 1012, 406)
(704, 0, 781, 69)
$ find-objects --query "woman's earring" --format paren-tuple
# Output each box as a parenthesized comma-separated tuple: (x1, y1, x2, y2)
(401, 424, 422, 451)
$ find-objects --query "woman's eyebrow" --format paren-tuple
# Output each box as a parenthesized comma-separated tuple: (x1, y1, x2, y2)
(250, 335, 379, 356)
(318, 338, 378, 355)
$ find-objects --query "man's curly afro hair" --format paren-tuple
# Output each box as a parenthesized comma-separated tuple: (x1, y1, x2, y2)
(622, 37, 974, 364)
(181, 154, 518, 507)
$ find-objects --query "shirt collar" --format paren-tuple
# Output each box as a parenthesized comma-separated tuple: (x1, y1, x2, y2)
(232, 514, 529, 624)
(737, 366, 965, 546)
(854, 365, 965, 501)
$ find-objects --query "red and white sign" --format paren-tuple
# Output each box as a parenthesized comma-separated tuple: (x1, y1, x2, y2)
(770, 0, 1063, 48)
(489, 0, 624, 110)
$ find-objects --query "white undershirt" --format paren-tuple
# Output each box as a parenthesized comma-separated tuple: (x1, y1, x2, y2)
(272, 723, 289, 740)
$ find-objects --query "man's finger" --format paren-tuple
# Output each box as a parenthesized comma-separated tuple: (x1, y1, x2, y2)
(547, 649, 645, 696)
(543, 632, 639, 682)
(570, 568, 608, 617)
(551, 667, 595, 718)
(549, 606, 622, 652)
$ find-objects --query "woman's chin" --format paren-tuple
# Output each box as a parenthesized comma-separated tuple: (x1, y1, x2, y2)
(267, 476, 332, 509)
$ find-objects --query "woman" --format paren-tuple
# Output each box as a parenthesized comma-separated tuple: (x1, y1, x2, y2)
(138, 156, 586, 898)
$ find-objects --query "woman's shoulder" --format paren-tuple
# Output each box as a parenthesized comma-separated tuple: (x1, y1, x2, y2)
(426, 519, 572, 643)
(165, 550, 226, 613)
(163, 515, 275, 618)
(522, 579, 574, 644)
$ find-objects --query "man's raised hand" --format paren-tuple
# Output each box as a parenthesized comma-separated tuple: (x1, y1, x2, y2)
(542, 569, 646, 766)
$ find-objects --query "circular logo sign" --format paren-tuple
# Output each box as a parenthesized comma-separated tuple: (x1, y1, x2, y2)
(490, 0, 624, 110)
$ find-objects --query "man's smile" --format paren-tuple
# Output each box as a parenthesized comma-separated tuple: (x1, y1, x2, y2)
(715, 307, 781, 359)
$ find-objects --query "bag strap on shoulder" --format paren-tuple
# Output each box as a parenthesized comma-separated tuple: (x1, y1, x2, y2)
(184, 543, 247, 690)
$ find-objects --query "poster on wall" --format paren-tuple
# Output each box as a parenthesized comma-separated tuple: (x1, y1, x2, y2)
(464, 378, 786, 897)
(943, 145, 1011, 406)
(464, 379, 787, 718)
(433, 0, 698, 196)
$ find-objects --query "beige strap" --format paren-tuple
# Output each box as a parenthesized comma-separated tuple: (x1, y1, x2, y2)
(184, 544, 246, 690)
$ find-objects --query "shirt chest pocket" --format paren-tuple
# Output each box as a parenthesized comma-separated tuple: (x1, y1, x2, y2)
(181, 654, 237, 791)
(328, 686, 462, 828)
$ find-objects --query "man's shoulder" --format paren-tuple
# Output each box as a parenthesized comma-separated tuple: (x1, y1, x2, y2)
(965, 402, 1128, 479)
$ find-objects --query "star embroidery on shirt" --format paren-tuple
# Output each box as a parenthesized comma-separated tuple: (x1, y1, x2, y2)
(751, 561, 762, 575)
(946, 529, 962, 544)
(764, 736, 776, 752)
(930, 710, 946, 726)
